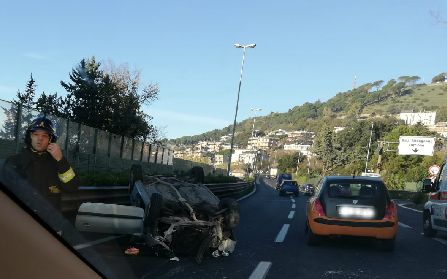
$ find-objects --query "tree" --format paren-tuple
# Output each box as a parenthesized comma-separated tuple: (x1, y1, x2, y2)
(61, 57, 160, 141)
(35, 92, 65, 116)
(436, 106, 447, 122)
(397, 76, 410, 83)
(17, 73, 36, 106)
(407, 76, 421, 86)
(372, 80, 384, 91)
(313, 125, 338, 175)
(432, 73, 446, 83)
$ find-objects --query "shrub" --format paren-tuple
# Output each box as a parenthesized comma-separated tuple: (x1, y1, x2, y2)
(411, 192, 428, 205)
(79, 171, 130, 186)
(203, 174, 238, 184)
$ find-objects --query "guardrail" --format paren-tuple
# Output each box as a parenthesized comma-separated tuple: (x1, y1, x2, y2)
(61, 181, 255, 212)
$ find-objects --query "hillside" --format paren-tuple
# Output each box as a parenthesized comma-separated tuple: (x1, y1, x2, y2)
(170, 78, 447, 146)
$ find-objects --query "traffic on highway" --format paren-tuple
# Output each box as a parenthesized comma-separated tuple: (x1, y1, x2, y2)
(1, 2, 447, 279)
(49, 177, 447, 278)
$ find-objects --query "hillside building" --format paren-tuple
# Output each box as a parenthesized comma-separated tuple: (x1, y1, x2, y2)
(400, 111, 436, 126)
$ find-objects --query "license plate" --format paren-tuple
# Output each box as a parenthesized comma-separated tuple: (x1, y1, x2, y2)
(338, 206, 374, 217)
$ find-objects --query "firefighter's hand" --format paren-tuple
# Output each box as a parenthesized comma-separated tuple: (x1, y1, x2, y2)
(47, 143, 63, 161)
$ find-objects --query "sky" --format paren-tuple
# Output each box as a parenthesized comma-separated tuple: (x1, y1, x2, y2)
(1, 0, 446, 139)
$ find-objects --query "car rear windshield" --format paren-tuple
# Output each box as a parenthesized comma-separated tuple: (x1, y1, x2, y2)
(283, 181, 297, 186)
(328, 181, 383, 198)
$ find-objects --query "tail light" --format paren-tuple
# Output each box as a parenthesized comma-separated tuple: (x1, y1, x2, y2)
(315, 198, 326, 216)
(383, 201, 395, 219)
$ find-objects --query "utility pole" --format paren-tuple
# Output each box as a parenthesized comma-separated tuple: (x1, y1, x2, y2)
(296, 152, 300, 179)
(376, 141, 384, 174)
(352, 74, 357, 90)
(365, 122, 374, 173)
(307, 154, 311, 174)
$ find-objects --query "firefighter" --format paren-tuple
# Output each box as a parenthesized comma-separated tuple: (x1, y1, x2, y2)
(3, 116, 79, 214)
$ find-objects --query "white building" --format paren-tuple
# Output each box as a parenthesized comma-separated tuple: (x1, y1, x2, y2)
(247, 136, 279, 150)
(400, 112, 436, 126)
(283, 144, 312, 156)
(268, 129, 288, 136)
(334, 127, 346, 133)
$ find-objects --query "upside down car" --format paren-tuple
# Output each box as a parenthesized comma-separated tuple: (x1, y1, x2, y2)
(76, 165, 240, 263)
(305, 176, 398, 251)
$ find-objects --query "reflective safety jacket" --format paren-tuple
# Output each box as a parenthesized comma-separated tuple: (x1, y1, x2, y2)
(4, 147, 79, 211)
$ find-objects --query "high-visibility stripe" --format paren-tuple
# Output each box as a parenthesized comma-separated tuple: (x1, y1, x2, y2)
(58, 168, 75, 183)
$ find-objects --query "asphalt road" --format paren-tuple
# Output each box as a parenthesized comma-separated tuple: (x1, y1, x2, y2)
(73, 177, 447, 279)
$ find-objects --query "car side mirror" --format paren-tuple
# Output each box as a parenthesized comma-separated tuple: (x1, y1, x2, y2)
(422, 179, 434, 193)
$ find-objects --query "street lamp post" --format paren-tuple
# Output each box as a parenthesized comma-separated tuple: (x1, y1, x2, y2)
(227, 43, 256, 176)
(251, 108, 262, 137)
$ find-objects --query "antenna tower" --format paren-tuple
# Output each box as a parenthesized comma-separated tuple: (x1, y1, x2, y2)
(352, 74, 357, 90)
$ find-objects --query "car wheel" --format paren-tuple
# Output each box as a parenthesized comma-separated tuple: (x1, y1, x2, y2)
(304, 218, 309, 234)
(143, 193, 163, 234)
(130, 164, 144, 193)
(381, 236, 395, 252)
(196, 235, 212, 264)
(219, 198, 240, 230)
(307, 222, 320, 246)
(423, 211, 437, 237)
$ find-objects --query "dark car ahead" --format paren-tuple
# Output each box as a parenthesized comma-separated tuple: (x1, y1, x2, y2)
(305, 176, 398, 251)
(301, 184, 315, 195)
(276, 173, 292, 190)
(279, 180, 299, 197)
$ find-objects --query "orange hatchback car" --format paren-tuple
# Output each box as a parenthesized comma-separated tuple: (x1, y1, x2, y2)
(305, 176, 398, 251)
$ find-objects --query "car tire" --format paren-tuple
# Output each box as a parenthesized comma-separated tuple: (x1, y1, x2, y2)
(143, 193, 163, 234)
(381, 236, 395, 252)
(304, 218, 309, 234)
(423, 211, 437, 238)
(130, 164, 144, 193)
(196, 235, 212, 264)
(190, 166, 205, 183)
(295, 193, 299, 197)
(307, 222, 320, 246)
(219, 198, 240, 230)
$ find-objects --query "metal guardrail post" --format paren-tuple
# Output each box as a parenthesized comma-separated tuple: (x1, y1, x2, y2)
(64, 119, 70, 158)
(119, 135, 124, 170)
(140, 141, 144, 162)
(131, 138, 135, 161)
(76, 123, 81, 169)
(148, 144, 152, 162)
(93, 129, 98, 172)
(107, 133, 112, 171)
(15, 103, 22, 154)
(154, 145, 158, 164)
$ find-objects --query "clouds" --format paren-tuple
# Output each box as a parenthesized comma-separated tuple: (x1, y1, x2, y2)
(23, 53, 47, 60)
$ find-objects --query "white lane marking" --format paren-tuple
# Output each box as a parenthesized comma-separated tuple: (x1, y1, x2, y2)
(398, 204, 423, 213)
(248, 261, 272, 279)
(238, 183, 257, 201)
(288, 211, 295, 219)
(398, 222, 412, 228)
(275, 224, 290, 242)
(291, 198, 296, 203)
(74, 235, 124, 250)
(433, 238, 447, 246)
(292, 204, 296, 209)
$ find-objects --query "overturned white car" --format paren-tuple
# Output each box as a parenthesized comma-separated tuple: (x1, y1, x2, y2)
(75, 165, 240, 263)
